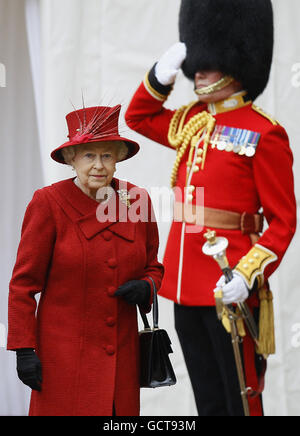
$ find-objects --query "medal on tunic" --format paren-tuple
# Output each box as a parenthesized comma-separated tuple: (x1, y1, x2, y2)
(210, 125, 261, 157)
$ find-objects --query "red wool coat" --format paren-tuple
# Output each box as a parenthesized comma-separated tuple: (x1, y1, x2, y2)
(7, 177, 164, 416)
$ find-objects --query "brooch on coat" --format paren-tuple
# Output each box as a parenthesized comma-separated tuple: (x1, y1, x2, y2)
(210, 125, 261, 157)
(117, 189, 131, 208)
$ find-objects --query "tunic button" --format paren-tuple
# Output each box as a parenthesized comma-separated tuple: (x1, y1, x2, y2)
(107, 286, 115, 297)
(102, 231, 112, 241)
(106, 345, 115, 356)
(106, 317, 116, 327)
(108, 258, 117, 268)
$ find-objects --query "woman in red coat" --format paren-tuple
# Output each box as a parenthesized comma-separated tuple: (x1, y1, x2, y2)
(7, 104, 164, 416)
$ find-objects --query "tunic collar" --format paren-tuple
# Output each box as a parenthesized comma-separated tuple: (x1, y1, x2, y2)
(207, 91, 252, 115)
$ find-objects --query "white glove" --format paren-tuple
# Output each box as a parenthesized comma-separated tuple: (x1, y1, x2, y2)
(155, 42, 187, 86)
(214, 272, 249, 305)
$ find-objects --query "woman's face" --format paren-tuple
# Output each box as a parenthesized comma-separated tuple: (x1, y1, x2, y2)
(71, 141, 118, 198)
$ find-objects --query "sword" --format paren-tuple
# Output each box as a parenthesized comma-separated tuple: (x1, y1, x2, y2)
(202, 229, 258, 417)
(202, 229, 259, 344)
(227, 310, 251, 416)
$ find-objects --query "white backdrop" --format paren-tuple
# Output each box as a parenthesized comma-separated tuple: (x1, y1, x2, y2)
(0, 0, 299, 416)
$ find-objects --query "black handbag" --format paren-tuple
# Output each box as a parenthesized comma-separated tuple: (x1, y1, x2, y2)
(138, 277, 177, 388)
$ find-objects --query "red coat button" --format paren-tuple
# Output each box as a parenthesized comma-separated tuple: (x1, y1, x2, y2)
(106, 317, 116, 327)
(108, 258, 117, 269)
(106, 345, 115, 355)
(102, 231, 112, 241)
(107, 287, 115, 297)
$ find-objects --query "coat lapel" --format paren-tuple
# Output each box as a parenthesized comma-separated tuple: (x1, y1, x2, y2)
(76, 213, 136, 241)
(50, 177, 136, 241)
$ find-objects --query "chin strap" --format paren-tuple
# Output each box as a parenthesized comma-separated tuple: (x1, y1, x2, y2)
(194, 75, 234, 96)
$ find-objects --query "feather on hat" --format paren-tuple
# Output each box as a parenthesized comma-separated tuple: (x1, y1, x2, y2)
(51, 105, 140, 164)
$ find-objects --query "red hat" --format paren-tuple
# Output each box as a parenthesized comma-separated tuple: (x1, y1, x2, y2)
(51, 104, 140, 164)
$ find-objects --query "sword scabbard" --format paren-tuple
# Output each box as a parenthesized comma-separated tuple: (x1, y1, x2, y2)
(203, 230, 255, 416)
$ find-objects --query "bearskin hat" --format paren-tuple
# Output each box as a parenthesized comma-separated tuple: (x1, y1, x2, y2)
(179, 0, 274, 100)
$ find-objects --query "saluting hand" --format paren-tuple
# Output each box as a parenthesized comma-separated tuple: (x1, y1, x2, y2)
(155, 42, 187, 86)
(115, 280, 151, 306)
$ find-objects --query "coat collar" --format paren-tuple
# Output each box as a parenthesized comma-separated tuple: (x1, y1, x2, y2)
(51, 177, 136, 241)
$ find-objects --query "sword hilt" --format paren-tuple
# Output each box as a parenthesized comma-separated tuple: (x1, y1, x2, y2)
(222, 267, 234, 284)
(202, 229, 259, 342)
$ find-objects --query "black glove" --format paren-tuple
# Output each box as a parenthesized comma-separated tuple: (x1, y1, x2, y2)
(16, 348, 42, 391)
(115, 280, 151, 306)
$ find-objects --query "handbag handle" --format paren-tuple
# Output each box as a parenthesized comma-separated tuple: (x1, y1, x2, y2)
(139, 276, 159, 330)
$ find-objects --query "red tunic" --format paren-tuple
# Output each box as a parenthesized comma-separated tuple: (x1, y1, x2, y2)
(7, 177, 164, 416)
(125, 78, 297, 417)
(125, 81, 297, 307)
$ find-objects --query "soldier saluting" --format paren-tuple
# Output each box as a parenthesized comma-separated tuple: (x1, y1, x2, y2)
(125, 0, 296, 416)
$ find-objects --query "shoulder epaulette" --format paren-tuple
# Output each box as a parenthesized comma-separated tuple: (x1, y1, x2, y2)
(252, 104, 280, 126)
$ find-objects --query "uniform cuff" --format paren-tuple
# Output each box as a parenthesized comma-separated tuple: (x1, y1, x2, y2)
(143, 63, 173, 101)
(234, 244, 278, 289)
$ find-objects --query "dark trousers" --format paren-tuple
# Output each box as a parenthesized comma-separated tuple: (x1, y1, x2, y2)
(175, 304, 248, 416)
